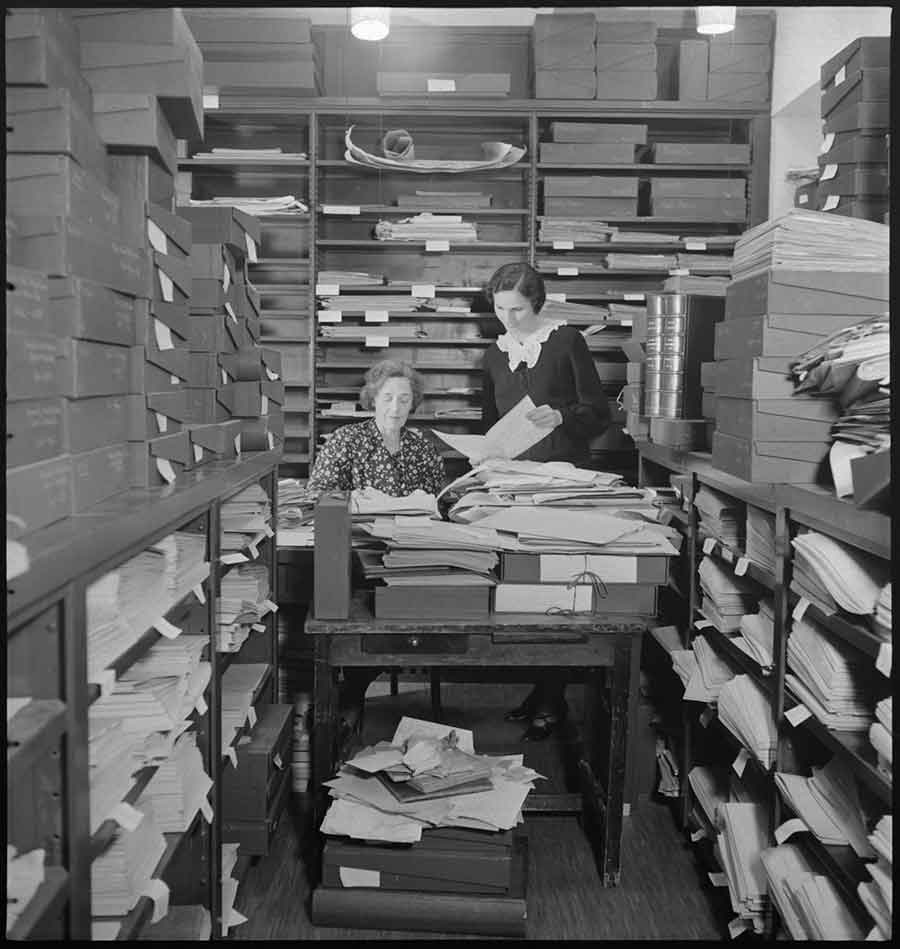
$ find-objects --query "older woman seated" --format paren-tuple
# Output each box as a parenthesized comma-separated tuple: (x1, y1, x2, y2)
(309, 358, 447, 743)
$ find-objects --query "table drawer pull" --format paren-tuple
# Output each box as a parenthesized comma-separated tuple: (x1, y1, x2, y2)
(362, 634, 470, 654)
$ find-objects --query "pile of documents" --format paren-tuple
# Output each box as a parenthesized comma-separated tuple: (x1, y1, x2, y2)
(137, 731, 213, 834)
(397, 190, 492, 210)
(153, 531, 210, 606)
(220, 663, 269, 759)
(717, 675, 777, 768)
(695, 486, 744, 547)
(220, 843, 247, 936)
(698, 556, 758, 633)
(869, 696, 891, 779)
(217, 563, 275, 653)
(87, 718, 144, 834)
(662, 273, 730, 296)
(874, 583, 892, 639)
(191, 146, 307, 160)
(538, 219, 616, 242)
(318, 294, 429, 312)
(682, 634, 735, 703)
(791, 530, 891, 617)
(374, 214, 478, 242)
(6, 846, 45, 936)
(675, 253, 733, 274)
(90, 802, 166, 918)
(745, 507, 776, 574)
(605, 253, 678, 270)
(760, 843, 865, 940)
(221, 485, 273, 558)
(539, 298, 611, 325)
(734, 600, 775, 669)
(860, 815, 892, 940)
(774, 755, 875, 856)
(186, 194, 309, 215)
(786, 616, 874, 731)
(316, 269, 385, 286)
(689, 764, 765, 828)
(714, 802, 771, 934)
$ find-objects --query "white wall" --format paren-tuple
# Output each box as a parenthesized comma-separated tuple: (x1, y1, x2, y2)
(769, 6, 892, 218)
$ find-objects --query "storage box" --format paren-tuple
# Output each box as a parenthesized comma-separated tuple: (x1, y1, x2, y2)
(221, 766, 290, 857)
(794, 180, 818, 209)
(184, 13, 312, 45)
(596, 71, 658, 101)
(91, 93, 178, 176)
(701, 392, 717, 418)
(6, 399, 65, 468)
(820, 37, 891, 88)
(58, 339, 134, 399)
(107, 155, 176, 243)
(177, 205, 260, 249)
(544, 197, 638, 217)
(730, 14, 775, 44)
(822, 67, 891, 120)
(819, 132, 889, 166)
(7, 267, 51, 336)
(594, 20, 658, 43)
(551, 122, 647, 144)
(152, 250, 192, 304)
(144, 340, 191, 382)
(187, 353, 220, 388)
(377, 73, 511, 96)
(149, 300, 191, 345)
(533, 13, 597, 57)
(650, 197, 746, 221)
(6, 332, 60, 403)
(217, 381, 262, 418)
(715, 396, 837, 442)
(679, 40, 709, 100)
(816, 164, 889, 197)
(238, 416, 278, 452)
(699, 361, 718, 390)
(650, 178, 746, 199)
(595, 43, 657, 72)
(707, 73, 769, 102)
(540, 142, 635, 164)
(314, 493, 352, 619)
(222, 703, 292, 816)
(219, 349, 263, 381)
(714, 315, 843, 359)
(6, 87, 108, 182)
(725, 269, 889, 318)
(649, 417, 708, 450)
(130, 346, 188, 395)
(70, 442, 133, 512)
(708, 44, 771, 74)
(823, 100, 890, 133)
(127, 392, 188, 442)
(6, 456, 73, 535)
(544, 176, 638, 198)
(187, 313, 236, 353)
(49, 275, 143, 346)
(204, 60, 319, 93)
(711, 431, 827, 484)
(819, 195, 890, 220)
(67, 395, 135, 452)
(187, 420, 240, 459)
(73, 8, 198, 46)
(535, 70, 596, 100)
(713, 357, 794, 399)
(652, 142, 750, 164)
(148, 202, 192, 257)
(184, 387, 230, 424)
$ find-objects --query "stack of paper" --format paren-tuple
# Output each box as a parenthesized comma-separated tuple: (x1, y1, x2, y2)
(861, 813, 893, 937)
(539, 219, 616, 242)
(791, 531, 890, 616)
(675, 253, 733, 273)
(185, 194, 308, 214)
(139, 904, 213, 940)
(717, 675, 777, 768)
(374, 213, 478, 242)
(221, 485, 272, 558)
(605, 253, 678, 270)
(683, 634, 735, 703)
(318, 293, 428, 311)
(276, 478, 317, 548)
(152, 532, 209, 605)
(874, 583, 892, 640)
(662, 273, 729, 296)
(537, 257, 609, 274)
(137, 731, 212, 833)
(6, 846, 45, 936)
(715, 802, 770, 933)
(774, 756, 875, 856)
(734, 600, 775, 669)
(670, 649, 698, 688)
(745, 507, 776, 574)
(786, 616, 874, 731)
(220, 843, 247, 936)
(90, 803, 166, 918)
(698, 557, 758, 633)
(316, 269, 385, 286)
(217, 563, 274, 653)
(760, 844, 865, 940)
(688, 765, 731, 824)
(609, 230, 682, 244)
(199, 146, 307, 159)
(397, 190, 492, 210)
(87, 718, 144, 833)
(695, 486, 744, 547)
(220, 663, 269, 756)
(869, 696, 892, 778)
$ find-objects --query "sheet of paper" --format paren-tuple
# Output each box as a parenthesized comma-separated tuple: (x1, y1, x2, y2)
(432, 395, 548, 461)
(391, 716, 475, 754)
(146, 220, 168, 255)
(321, 798, 424, 843)
(157, 269, 174, 302)
(474, 506, 643, 547)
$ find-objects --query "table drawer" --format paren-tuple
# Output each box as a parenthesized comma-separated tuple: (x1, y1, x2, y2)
(362, 633, 470, 654)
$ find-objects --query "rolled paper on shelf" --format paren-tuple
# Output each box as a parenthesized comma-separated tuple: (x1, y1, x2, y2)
(382, 129, 415, 160)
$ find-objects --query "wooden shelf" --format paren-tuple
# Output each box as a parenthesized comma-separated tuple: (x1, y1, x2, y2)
(698, 617, 773, 685)
(319, 206, 529, 216)
(317, 336, 489, 346)
(315, 240, 529, 249)
(793, 595, 886, 663)
(697, 532, 776, 592)
(7, 867, 69, 940)
(7, 699, 66, 784)
(90, 766, 160, 860)
(316, 386, 481, 398)
(781, 484, 890, 560)
(314, 284, 486, 294)
(538, 163, 751, 172)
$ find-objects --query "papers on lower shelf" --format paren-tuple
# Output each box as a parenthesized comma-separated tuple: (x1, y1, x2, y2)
(714, 802, 771, 933)
(734, 600, 775, 669)
(698, 556, 758, 633)
(87, 718, 144, 834)
(683, 635, 735, 703)
(432, 394, 548, 462)
(217, 563, 272, 653)
(774, 755, 875, 857)
(6, 846, 45, 936)
(220, 663, 269, 757)
(874, 582, 892, 640)
(745, 507, 776, 575)
(695, 486, 744, 548)
(220, 843, 247, 936)
(869, 696, 892, 777)
(137, 731, 213, 833)
(717, 675, 777, 769)
(186, 194, 308, 215)
(760, 843, 865, 940)
(221, 484, 272, 557)
(787, 616, 875, 731)
(375, 213, 477, 242)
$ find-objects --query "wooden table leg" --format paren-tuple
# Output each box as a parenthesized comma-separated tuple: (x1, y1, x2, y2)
(312, 637, 336, 834)
(430, 668, 443, 721)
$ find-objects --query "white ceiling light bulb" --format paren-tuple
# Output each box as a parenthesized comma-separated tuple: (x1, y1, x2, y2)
(351, 7, 391, 41)
(696, 6, 737, 35)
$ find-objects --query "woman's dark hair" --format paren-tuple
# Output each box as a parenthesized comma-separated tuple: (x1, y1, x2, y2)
(483, 262, 546, 313)
(359, 358, 425, 411)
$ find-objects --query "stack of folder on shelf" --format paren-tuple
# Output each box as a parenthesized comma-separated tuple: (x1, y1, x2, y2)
(698, 556, 758, 633)
(860, 815, 892, 940)
(138, 904, 213, 940)
(717, 674, 777, 768)
(90, 801, 166, 919)
(137, 731, 213, 833)
(786, 616, 875, 731)
(191, 146, 307, 161)
(542, 175, 639, 219)
(869, 696, 891, 780)
(760, 843, 866, 940)
(220, 662, 269, 758)
(874, 583, 892, 639)
(734, 600, 775, 669)
(6, 846, 45, 937)
(317, 270, 386, 287)
(715, 802, 771, 935)
(663, 273, 730, 296)
(276, 477, 317, 547)
(153, 530, 209, 603)
(538, 219, 616, 242)
(90, 672, 192, 741)
(217, 563, 273, 653)
(220, 842, 248, 936)
(397, 191, 493, 210)
(314, 717, 534, 936)
(695, 485, 744, 547)
(185, 195, 308, 215)
(745, 506, 776, 574)
(791, 530, 891, 617)
(775, 755, 875, 856)
(87, 717, 143, 834)
(374, 214, 478, 243)
(682, 634, 735, 703)
(605, 253, 678, 271)
(220, 484, 273, 556)
(319, 294, 429, 312)
(670, 647, 698, 688)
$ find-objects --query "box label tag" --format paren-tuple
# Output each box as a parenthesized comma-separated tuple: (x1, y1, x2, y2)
(155, 412, 168, 434)
(193, 444, 204, 462)
(322, 205, 360, 215)
(365, 310, 389, 323)
(876, 642, 891, 677)
(553, 239, 575, 250)
(318, 310, 342, 323)
(546, 292, 566, 302)
(316, 284, 340, 296)
(819, 132, 835, 155)
(557, 266, 579, 276)
(822, 195, 840, 211)
(792, 597, 810, 621)
(624, 293, 645, 301)
(147, 219, 168, 255)
(732, 747, 750, 776)
(734, 556, 749, 577)
(158, 269, 174, 303)
(428, 78, 456, 92)
(819, 163, 838, 181)
(156, 457, 176, 484)
(684, 240, 706, 251)
(412, 284, 436, 298)
(774, 817, 807, 845)
(703, 537, 716, 554)
(365, 335, 390, 348)
(426, 240, 450, 252)
(245, 233, 258, 262)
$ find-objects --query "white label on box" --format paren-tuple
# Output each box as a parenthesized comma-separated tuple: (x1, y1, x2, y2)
(224, 302, 237, 323)
(819, 132, 836, 155)
(316, 283, 340, 296)
(234, 434, 242, 455)
(624, 293, 645, 301)
(110, 802, 144, 832)
(156, 457, 176, 483)
(708, 872, 728, 887)
(703, 537, 716, 554)
(261, 394, 269, 416)
(785, 704, 812, 727)
(365, 335, 390, 348)
(339, 866, 381, 887)
(245, 233, 258, 263)
(732, 747, 750, 776)
(155, 412, 168, 434)
(147, 219, 169, 255)
(619, 319, 633, 327)
(247, 705, 257, 728)
(322, 204, 360, 215)
(820, 163, 838, 181)
(699, 707, 714, 728)
(876, 642, 891, 677)
(695, 618, 714, 630)
(734, 557, 749, 577)
(223, 262, 231, 292)
(798, 193, 809, 205)
(202, 92, 220, 110)
(557, 266, 579, 276)
(154, 616, 181, 639)
(318, 309, 342, 323)
(158, 269, 174, 302)
(834, 65, 846, 86)
(365, 310, 389, 323)
(684, 240, 707, 251)
(193, 444, 203, 463)
(199, 798, 213, 823)
(721, 547, 734, 564)
(774, 817, 807, 845)
(822, 195, 840, 211)
(546, 292, 567, 303)
(426, 239, 450, 252)
(141, 878, 170, 925)
(193, 583, 206, 604)
(154, 318, 174, 351)
(428, 78, 456, 92)
(265, 367, 280, 381)
(195, 694, 208, 715)
(553, 240, 575, 250)
(792, 597, 810, 621)
(412, 284, 436, 298)
(221, 552, 249, 565)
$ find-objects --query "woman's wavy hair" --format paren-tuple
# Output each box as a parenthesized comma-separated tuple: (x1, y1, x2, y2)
(483, 262, 546, 313)
(359, 358, 426, 411)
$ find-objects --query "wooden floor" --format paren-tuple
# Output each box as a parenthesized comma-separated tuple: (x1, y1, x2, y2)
(232, 683, 727, 940)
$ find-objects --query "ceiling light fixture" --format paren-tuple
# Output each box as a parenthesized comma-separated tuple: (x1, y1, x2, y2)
(350, 7, 391, 41)
(696, 6, 737, 35)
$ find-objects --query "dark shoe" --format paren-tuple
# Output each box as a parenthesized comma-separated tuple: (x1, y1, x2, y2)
(504, 687, 541, 722)
(521, 703, 567, 742)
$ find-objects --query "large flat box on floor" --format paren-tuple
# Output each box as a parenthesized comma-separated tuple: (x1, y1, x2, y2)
(545, 197, 638, 217)
(320, 863, 505, 895)
(501, 552, 668, 584)
(679, 40, 709, 100)
(713, 357, 794, 400)
(534, 70, 596, 100)
(715, 396, 837, 441)
(67, 394, 136, 452)
(819, 132, 889, 166)
(652, 142, 751, 164)
(6, 87, 108, 182)
(550, 122, 647, 144)
(493, 583, 657, 614)
(540, 142, 635, 164)
(650, 197, 746, 221)
(375, 585, 491, 619)
(596, 71, 658, 101)
(709, 43, 772, 74)
(204, 60, 319, 93)
(91, 93, 178, 176)
(712, 431, 827, 484)
(377, 73, 510, 96)
(816, 164, 889, 197)
(6, 398, 65, 468)
(70, 443, 134, 512)
(821, 37, 891, 87)
(222, 703, 292, 816)
(707, 73, 769, 102)
(544, 176, 638, 198)
(714, 315, 850, 359)
(821, 68, 890, 119)
(595, 43, 657, 72)
(6, 456, 73, 536)
(6, 332, 62, 403)
(725, 269, 889, 318)
(650, 177, 746, 199)
(823, 100, 890, 134)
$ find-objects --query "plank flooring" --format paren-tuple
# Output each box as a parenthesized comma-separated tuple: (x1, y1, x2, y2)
(232, 683, 726, 940)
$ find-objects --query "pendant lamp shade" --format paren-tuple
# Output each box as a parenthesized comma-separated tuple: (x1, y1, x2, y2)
(351, 8, 390, 41)
(696, 7, 737, 35)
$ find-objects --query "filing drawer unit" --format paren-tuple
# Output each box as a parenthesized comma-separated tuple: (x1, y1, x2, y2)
(222, 760, 291, 857)
(222, 702, 293, 817)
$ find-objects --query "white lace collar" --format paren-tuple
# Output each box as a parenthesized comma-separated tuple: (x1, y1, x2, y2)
(496, 320, 566, 371)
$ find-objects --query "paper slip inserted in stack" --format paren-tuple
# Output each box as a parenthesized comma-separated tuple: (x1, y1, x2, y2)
(683, 635, 735, 703)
